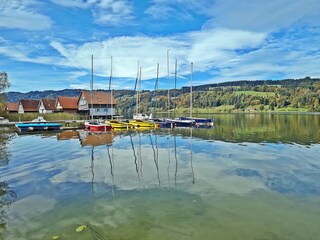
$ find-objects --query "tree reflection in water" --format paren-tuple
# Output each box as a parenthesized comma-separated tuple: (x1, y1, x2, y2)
(0, 130, 17, 229)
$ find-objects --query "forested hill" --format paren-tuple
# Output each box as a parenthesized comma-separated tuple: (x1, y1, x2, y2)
(4, 89, 135, 102)
(181, 77, 320, 92)
(4, 77, 319, 102)
(5, 89, 82, 102)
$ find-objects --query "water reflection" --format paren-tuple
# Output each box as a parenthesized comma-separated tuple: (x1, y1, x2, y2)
(1, 116, 320, 239)
(55, 129, 197, 192)
(54, 127, 320, 196)
(0, 131, 17, 230)
(186, 113, 320, 144)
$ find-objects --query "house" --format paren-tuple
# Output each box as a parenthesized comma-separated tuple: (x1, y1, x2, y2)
(5, 102, 18, 113)
(39, 98, 56, 114)
(78, 90, 116, 118)
(18, 99, 40, 114)
(55, 96, 79, 114)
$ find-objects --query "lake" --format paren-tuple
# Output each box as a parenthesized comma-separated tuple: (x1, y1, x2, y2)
(0, 113, 320, 240)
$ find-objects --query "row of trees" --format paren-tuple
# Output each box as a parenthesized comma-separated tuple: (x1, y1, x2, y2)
(116, 80, 320, 115)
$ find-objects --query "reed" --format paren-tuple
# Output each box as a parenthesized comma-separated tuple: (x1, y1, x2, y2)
(6, 113, 82, 122)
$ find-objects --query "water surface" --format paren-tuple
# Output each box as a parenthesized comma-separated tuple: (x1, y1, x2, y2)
(0, 114, 320, 239)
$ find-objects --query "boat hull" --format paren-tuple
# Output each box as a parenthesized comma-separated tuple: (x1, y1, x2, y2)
(179, 117, 214, 127)
(106, 120, 134, 130)
(129, 120, 159, 128)
(15, 123, 62, 132)
(165, 119, 193, 127)
(84, 122, 112, 132)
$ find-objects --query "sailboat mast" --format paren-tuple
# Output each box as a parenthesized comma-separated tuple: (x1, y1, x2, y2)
(138, 67, 142, 115)
(135, 61, 140, 117)
(109, 56, 113, 119)
(174, 59, 177, 117)
(90, 54, 94, 121)
(190, 62, 193, 118)
(150, 63, 160, 116)
(167, 49, 170, 118)
(156, 63, 159, 113)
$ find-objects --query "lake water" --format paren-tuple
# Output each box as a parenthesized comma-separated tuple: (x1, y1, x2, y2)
(0, 113, 320, 240)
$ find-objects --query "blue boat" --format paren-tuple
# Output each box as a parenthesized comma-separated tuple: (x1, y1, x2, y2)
(165, 118, 194, 127)
(15, 123, 62, 132)
(149, 118, 174, 128)
(179, 117, 214, 127)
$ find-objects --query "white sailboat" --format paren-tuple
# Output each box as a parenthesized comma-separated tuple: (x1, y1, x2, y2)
(179, 62, 214, 127)
(84, 55, 111, 132)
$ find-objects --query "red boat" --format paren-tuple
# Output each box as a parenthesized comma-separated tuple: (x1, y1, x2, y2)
(84, 121, 112, 132)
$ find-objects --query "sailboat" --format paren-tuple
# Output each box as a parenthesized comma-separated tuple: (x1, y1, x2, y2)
(148, 63, 173, 128)
(179, 62, 214, 127)
(84, 55, 112, 132)
(164, 60, 193, 127)
(104, 57, 134, 130)
(129, 63, 159, 128)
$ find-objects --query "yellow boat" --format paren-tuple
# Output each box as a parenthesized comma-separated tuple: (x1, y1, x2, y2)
(129, 119, 160, 129)
(105, 120, 134, 130)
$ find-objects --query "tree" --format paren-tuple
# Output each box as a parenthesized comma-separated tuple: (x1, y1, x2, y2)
(0, 72, 10, 92)
(0, 72, 10, 113)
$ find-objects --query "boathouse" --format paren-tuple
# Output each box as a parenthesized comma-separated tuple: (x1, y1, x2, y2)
(77, 90, 116, 119)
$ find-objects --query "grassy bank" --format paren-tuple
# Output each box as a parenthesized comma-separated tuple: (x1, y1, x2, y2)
(158, 105, 311, 115)
(5, 113, 82, 122)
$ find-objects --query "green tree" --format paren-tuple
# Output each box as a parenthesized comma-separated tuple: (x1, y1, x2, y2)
(0, 72, 9, 92)
(0, 72, 10, 112)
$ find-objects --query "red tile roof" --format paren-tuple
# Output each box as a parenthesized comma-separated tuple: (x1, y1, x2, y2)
(42, 98, 56, 110)
(81, 90, 116, 105)
(57, 96, 79, 109)
(6, 102, 18, 112)
(20, 99, 40, 112)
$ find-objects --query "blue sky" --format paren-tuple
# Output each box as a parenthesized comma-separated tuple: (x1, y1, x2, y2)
(1, 0, 320, 92)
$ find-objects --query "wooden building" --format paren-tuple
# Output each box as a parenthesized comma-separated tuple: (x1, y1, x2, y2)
(39, 98, 56, 114)
(5, 102, 18, 113)
(78, 90, 116, 119)
(18, 99, 40, 114)
(55, 96, 79, 114)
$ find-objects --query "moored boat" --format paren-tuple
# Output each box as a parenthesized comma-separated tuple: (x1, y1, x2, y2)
(149, 118, 174, 128)
(129, 119, 160, 128)
(15, 122, 62, 132)
(179, 117, 214, 127)
(165, 118, 194, 127)
(106, 120, 134, 130)
(84, 121, 111, 132)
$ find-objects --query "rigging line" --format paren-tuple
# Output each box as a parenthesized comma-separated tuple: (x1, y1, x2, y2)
(149, 63, 159, 116)
(190, 127, 195, 184)
(129, 61, 140, 118)
(107, 143, 115, 197)
(108, 56, 113, 119)
(149, 133, 160, 186)
(91, 145, 95, 197)
(190, 62, 193, 118)
(167, 49, 170, 118)
(167, 129, 171, 187)
(138, 131, 143, 178)
(174, 133, 178, 187)
(90, 54, 94, 121)
(129, 131, 140, 181)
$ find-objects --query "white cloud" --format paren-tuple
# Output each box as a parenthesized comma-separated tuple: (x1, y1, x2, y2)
(51, 0, 134, 26)
(50, 0, 92, 8)
(0, 0, 52, 30)
(146, 0, 320, 31)
(48, 27, 267, 84)
(209, 0, 320, 31)
(0, 40, 62, 65)
(145, 0, 213, 19)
